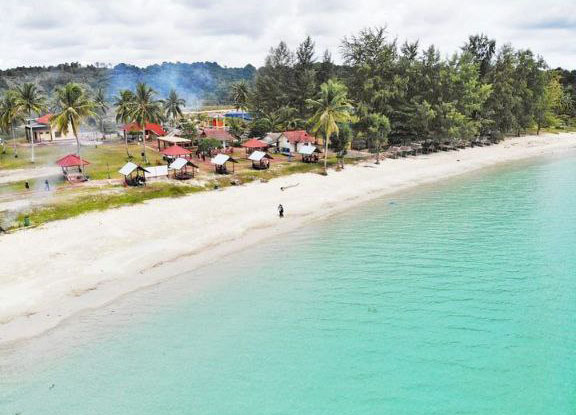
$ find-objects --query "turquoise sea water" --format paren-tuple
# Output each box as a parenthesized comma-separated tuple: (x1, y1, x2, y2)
(1, 154, 576, 414)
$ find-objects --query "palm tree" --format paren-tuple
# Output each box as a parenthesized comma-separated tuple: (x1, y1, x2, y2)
(15, 83, 45, 163)
(230, 81, 249, 112)
(0, 90, 25, 158)
(257, 111, 284, 133)
(307, 80, 354, 174)
(51, 83, 96, 171)
(164, 89, 186, 127)
(94, 88, 109, 138)
(114, 89, 135, 157)
(129, 83, 163, 164)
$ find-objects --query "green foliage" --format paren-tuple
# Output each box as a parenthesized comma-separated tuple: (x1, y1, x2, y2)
(197, 138, 221, 153)
(230, 81, 250, 111)
(17, 184, 204, 229)
(307, 80, 354, 172)
(51, 82, 97, 157)
(164, 89, 186, 125)
(330, 123, 353, 167)
(129, 83, 164, 163)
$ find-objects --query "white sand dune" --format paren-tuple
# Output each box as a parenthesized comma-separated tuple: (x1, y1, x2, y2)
(1, 133, 575, 345)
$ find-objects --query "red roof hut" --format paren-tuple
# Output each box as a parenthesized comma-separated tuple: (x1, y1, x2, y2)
(161, 145, 193, 158)
(56, 154, 90, 182)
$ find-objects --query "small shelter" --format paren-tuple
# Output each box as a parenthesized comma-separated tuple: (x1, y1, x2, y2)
(119, 162, 150, 186)
(211, 153, 238, 174)
(156, 135, 192, 150)
(242, 138, 269, 154)
(248, 151, 273, 170)
(298, 145, 320, 163)
(169, 157, 199, 180)
(161, 145, 193, 160)
(56, 154, 90, 182)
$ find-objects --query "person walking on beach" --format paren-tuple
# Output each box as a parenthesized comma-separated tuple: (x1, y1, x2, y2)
(278, 204, 284, 218)
(44, 179, 50, 191)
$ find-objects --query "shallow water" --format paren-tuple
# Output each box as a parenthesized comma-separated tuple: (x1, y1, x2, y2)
(1, 155, 576, 414)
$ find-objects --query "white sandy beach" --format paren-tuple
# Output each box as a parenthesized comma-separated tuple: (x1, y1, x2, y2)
(1, 133, 575, 345)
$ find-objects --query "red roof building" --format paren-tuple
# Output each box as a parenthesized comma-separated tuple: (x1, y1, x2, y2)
(201, 128, 235, 142)
(282, 130, 315, 144)
(123, 122, 166, 137)
(36, 114, 53, 124)
(161, 145, 192, 157)
(242, 138, 269, 149)
(56, 154, 91, 168)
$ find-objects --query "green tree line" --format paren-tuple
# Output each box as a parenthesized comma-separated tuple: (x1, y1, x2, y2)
(234, 28, 575, 148)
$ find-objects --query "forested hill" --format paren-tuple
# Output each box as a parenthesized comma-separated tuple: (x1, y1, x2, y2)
(0, 62, 257, 106)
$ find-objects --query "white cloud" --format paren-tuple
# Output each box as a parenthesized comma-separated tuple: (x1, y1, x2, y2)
(0, 0, 574, 69)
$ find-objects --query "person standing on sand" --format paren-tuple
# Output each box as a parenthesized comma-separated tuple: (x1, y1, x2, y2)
(45, 179, 50, 191)
(278, 204, 284, 218)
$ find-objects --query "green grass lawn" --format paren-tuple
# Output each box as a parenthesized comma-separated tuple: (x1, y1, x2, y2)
(12, 182, 205, 229)
(0, 140, 161, 181)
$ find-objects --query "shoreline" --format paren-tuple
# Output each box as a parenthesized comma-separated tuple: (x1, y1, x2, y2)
(1, 133, 575, 347)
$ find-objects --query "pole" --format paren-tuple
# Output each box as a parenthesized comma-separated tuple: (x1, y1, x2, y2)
(28, 112, 36, 163)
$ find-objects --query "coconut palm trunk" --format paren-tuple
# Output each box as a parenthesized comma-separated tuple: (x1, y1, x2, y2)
(124, 130, 130, 158)
(323, 133, 329, 175)
(11, 124, 17, 157)
(142, 125, 148, 163)
(29, 111, 35, 163)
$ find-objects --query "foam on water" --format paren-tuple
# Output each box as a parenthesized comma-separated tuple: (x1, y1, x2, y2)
(1, 155, 575, 414)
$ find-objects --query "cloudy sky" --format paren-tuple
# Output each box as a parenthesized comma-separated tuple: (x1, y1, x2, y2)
(0, 0, 574, 69)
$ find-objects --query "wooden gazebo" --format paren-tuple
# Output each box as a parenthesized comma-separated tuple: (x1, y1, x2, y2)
(161, 144, 193, 160)
(119, 162, 150, 186)
(248, 151, 273, 170)
(211, 153, 238, 174)
(56, 154, 90, 182)
(298, 145, 321, 163)
(169, 157, 199, 180)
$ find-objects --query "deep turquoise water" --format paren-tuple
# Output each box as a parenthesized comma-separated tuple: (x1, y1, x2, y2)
(1, 154, 576, 414)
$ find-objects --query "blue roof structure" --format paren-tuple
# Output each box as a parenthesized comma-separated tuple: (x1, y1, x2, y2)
(224, 111, 253, 120)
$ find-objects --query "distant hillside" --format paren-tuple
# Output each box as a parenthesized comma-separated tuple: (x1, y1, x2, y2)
(0, 62, 257, 107)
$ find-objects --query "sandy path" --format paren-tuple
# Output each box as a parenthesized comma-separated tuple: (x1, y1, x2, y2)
(0, 166, 61, 185)
(0, 133, 575, 345)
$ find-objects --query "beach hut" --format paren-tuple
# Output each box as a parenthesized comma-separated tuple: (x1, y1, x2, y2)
(248, 151, 273, 170)
(242, 138, 269, 154)
(119, 162, 150, 186)
(211, 153, 238, 174)
(298, 145, 320, 163)
(156, 135, 192, 150)
(169, 157, 199, 180)
(56, 154, 90, 182)
(161, 144, 193, 160)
